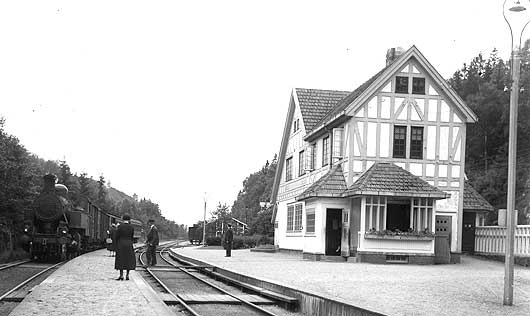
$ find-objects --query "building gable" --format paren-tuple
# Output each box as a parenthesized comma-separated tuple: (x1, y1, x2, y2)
(344, 46, 477, 124)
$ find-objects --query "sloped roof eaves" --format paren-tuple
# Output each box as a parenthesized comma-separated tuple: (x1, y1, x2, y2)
(343, 162, 449, 199)
(296, 88, 351, 133)
(297, 165, 347, 201)
(463, 182, 494, 211)
(304, 64, 392, 140)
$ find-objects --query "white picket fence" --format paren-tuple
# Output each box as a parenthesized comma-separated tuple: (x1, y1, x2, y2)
(474, 225, 530, 257)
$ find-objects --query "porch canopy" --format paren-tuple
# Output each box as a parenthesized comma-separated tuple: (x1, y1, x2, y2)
(342, 162, 449, 199)
(296, 165, 347, 201)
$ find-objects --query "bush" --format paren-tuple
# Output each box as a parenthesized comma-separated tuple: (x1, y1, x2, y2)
(205, 236, 221, 246)
(205, 234, 274, 249)
(231, 235, 274, 250)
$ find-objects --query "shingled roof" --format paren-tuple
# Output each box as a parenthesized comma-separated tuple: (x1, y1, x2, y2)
(463, 181, 494, 211)
(296, 165, 347, 201)
(343, 162, 449, 199)
(296, 88, 350, 132)
(310, 65, 392, 132)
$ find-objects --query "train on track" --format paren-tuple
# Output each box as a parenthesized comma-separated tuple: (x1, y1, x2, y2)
(22, 174, 143, 261)
(187, 224, 203, 244)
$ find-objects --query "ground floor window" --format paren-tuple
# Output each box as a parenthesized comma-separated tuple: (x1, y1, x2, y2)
(287, 203, 303, 232)
(365, 196, 434, 233)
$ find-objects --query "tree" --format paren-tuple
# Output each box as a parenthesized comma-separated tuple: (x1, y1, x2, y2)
(449, 44, 530, 224)
(230, 156, 277, 236)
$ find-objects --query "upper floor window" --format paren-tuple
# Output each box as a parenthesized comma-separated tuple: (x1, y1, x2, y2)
(285, 157, 293, 181)
(293, 119, 300, 133)
(395, 76, 409, 94)
(410, 127, 424, 159)
(332, 128, 344, 160)
(310, 143, 316, 171)
(412, 77, 425, 95)
(298, 150, 305, 176)
(393, 126, 407, 158)
(322, 136, 330, 166)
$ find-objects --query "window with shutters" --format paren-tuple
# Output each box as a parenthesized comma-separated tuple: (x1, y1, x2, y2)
(287, 205, 294, 232)
(333, 128, 344, 160)
(285, 157, 293, 181)
(298, 151, 305, 176)
(322, 136, 330, 166)
(306, 209, 315, 234)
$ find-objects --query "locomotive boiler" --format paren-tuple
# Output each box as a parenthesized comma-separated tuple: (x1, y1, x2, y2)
(29, 174, 73, 261)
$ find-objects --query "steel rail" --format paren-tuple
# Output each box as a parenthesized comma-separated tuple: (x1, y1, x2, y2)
(159, 249, 280, 316)
(138, 245, 202, 316)
(0, 260, 32, 272)
(0, 261, 64, 301)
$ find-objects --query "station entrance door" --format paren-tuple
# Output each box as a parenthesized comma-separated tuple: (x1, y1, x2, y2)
(434, 215, 452, 264)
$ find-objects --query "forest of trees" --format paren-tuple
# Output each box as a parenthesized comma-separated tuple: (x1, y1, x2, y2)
(449, 40, 530, 224)
(198, 157, 277, 237)
(0, 119, 186, 256)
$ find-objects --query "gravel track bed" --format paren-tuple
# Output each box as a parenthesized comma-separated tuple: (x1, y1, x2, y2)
(0, 267, 44, 296)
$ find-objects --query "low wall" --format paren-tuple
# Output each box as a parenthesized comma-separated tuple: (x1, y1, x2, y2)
(169, 249, 385, 316)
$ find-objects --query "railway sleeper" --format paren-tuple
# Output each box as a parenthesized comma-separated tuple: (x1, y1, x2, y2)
(203, 269, 298, 311)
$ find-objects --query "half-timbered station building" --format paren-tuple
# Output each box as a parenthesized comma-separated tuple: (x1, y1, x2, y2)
(270, 46, 493, 264)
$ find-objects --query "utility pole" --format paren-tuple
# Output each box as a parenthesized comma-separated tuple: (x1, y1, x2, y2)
(504, 49, 520, 306)
(203, 192, 207, 246)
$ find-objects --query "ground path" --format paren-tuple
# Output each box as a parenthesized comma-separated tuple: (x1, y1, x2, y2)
(173, 246, 530, 316)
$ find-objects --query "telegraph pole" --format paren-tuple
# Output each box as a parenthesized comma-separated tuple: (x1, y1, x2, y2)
(203, 192, 207, 246)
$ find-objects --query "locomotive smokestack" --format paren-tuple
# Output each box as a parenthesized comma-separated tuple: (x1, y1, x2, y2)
(43, 174, 57, 193)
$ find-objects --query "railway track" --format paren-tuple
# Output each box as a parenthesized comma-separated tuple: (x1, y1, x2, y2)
(0, 260, 63, 315)
(137, 244, 299, 316)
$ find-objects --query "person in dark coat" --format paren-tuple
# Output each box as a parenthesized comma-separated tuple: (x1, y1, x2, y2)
(223, 223, 233, 257)
(114, 215, 136, 280)
(146, 219, 159, 266)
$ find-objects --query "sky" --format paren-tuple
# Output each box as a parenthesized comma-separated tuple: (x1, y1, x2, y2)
(0, 1, 526, 226)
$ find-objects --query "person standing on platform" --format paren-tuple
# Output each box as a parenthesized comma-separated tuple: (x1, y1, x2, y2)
(223, 223, 233, 257)
(146, 219, 159, 266)
(114, 215, 135, 280)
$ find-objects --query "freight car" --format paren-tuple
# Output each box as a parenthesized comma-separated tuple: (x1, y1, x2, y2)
(188, 224, 203, 244)
(24, 174, 143, 261)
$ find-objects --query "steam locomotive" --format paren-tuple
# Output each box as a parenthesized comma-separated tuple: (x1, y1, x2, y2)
(23, 174, 143, 261)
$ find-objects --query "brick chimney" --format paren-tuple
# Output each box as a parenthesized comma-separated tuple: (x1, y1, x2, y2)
(386, 47, 405, 66)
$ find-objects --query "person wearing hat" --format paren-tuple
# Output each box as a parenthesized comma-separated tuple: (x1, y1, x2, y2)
(114, 215, 136, 280)
(146, 219, 159, 266)
(223, 223, 233, 257)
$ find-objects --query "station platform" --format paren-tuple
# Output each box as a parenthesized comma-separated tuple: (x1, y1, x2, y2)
(8, 249, 173, 316)
(172, 246, 530, 316)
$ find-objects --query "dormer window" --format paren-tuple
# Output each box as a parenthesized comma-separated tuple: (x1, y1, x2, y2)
(293, 119, 300, 133)
(412, 77, 425, 95)
(395, 76, 408, 94)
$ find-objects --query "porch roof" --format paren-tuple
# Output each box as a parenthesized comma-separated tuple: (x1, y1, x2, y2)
(343, 162, 450, 199)
(463, 181, 494, 211)
(296, 164, 347, 201)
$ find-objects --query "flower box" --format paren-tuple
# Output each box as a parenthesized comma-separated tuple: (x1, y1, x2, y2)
(364, 233, 434, 241)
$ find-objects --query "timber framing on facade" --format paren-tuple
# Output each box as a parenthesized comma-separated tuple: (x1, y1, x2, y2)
(270, 46, 491, 264)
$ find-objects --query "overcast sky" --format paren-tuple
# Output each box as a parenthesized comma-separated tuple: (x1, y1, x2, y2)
(0, 1, 524, 226)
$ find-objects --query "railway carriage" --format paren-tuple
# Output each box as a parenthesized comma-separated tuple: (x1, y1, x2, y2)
(24, 174, 143, 261)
